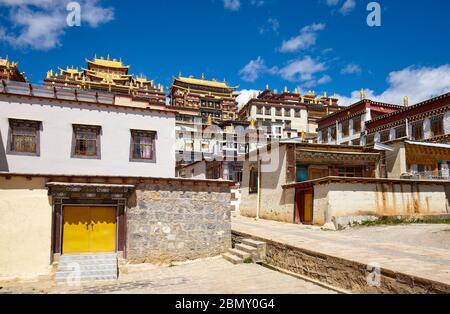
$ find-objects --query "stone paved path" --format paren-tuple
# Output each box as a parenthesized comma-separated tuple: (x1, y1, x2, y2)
(232, 216, 450, 286)
(0, 257, 335, 294)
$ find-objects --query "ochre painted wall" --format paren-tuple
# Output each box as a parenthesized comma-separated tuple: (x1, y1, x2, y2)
(0, 177, 52, 279)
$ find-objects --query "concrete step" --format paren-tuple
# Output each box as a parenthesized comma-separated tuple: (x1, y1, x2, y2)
(241, 238, 266, 249)
(222, 252, 243, 264)
(56, 254, 118, 283)
(228, 248, 251, 260)
(55, 269, 117, 279)
(56, 275, 117, 284)
(57, 264, 117, 272)
(60, 254, 117, 262)
(235, 243, 258, 254)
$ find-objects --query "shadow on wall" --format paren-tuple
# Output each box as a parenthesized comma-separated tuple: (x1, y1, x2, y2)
(0, 130, 9, 172)
(445, 185, 450, 213)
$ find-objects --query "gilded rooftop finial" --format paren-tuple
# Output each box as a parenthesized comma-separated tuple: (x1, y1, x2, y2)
(360, 88, 365, 101)
(404, 96, 409, 108)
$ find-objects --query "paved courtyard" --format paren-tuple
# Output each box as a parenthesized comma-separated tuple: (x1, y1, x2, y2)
(232, 216, 450, 286)
(0, 257, 335, 294)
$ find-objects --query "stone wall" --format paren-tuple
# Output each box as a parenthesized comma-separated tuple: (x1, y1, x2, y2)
(126, 181, 232, 264)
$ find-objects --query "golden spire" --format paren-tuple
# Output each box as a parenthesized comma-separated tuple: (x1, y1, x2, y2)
(273, 89, 278, 94)
(360, 88, 365, 101)
(201, 73, 205, 80)
(207, 114, 213, 126)
(294, 87, 299, 94)
(404, 96, 409, 108)
(266, 84, 270, 90)
(284, 86, 288, 93)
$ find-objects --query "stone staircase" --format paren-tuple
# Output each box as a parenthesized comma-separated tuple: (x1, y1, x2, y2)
(55, 253, 118, 284)
(223, 238, 266, 264)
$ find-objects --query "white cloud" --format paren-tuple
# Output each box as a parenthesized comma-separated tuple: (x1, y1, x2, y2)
(223, 0, 241, 11)
(0, 0, 114, 50)
(239, 55, 328, 87)
(279, 23, 325, 53)
(250, 0, 264, 6)
(278, 56, 327, 83)
(340, 0, 356, 15)
(239, 57, 267, 82)
(341, 63, 362, 74)
(336, 65, 450, 106)
(259, 18, 279, 34)
(323, 0, 356, 15)
(236, 89, 261, 108)
(239, 56, 277, 82)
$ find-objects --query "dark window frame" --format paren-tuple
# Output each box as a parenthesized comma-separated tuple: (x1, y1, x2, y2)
(412, 121, 424, 140)
(249, 166, 259, 194)
(7, 119, 41, 157)
(71, 124, 102, 160)
(129, 129, 157, 163)
(342, 120, 350, 137)
(431, 115, 444, 137)
(353, 118, 361, 133)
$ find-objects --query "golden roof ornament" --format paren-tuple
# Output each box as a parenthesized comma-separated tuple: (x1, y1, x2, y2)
(207, 114, 213, 126)
(360, 88, 365, 101)
(249, 119, 256, 129)
(403, 96, 409, 108)
(294, 88, 299, 94)
(284, 86, 288, 93)
(266, 84, 270, 90)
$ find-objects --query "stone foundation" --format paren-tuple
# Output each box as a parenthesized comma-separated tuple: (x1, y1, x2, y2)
(127, 182, 232, 264)
(232, 231, 450, 294)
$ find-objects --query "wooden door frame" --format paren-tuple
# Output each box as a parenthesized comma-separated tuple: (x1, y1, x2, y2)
(294, 188, 314, 225)
(52, 199, 127, 259)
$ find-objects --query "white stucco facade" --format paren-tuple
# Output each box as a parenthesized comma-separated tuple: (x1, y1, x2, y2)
(0, 95, 176, 177)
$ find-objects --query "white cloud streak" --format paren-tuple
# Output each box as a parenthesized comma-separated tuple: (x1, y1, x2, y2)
(0, 0, 114, 50)
(337, 65, 450, 106)
(239, 56, 329, 88)
(279, 23, 325, 53)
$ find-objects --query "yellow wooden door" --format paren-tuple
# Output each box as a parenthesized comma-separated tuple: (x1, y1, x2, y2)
(63, 207, 91, 254)
(89, 207, 117, 253)
(63, 206, 116, 254)
(304, 191, 313, 224)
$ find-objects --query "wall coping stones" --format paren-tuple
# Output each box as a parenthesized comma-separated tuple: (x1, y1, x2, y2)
(0, 173, 234, 188)
(282, 176, 450, 190)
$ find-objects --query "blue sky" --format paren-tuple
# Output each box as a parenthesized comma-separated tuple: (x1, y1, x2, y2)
(0, 0, 449, 106)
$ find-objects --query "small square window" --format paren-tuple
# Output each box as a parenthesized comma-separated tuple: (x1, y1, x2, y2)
(72, 125, 101, 159)
(8, 119, 41, 156)
(130, 130, 156, 162)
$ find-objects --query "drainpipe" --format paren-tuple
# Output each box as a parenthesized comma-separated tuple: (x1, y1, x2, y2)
(256, 159, 261, 220)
